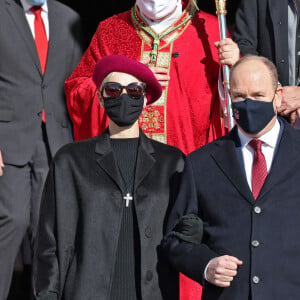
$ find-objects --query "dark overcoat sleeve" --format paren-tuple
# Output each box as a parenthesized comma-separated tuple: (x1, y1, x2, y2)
(32, 155, 78, 300)
(162, 156, 219, 285)
(233, 0, 259, 56)
(32, 163, 60, 300)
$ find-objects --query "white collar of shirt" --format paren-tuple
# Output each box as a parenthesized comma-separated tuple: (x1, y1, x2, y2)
(237, 119, 281, 190)
(139, 2, 183, 34)
(20, 0, 49, 40)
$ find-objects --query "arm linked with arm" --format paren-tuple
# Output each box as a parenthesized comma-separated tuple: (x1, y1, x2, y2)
(162, 156, 218, 285)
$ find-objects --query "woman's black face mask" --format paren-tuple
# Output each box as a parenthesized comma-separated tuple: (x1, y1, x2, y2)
(103, 94, 144, 127)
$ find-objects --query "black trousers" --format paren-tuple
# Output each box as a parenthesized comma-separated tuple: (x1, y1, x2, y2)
(0, 124, 51, 299)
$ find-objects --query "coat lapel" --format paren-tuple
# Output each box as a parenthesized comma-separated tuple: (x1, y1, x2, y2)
(95, 129, 155, 195)
(6, 0, 42, 75)
(43, 0, 59, 79)
(134, 130, 155, 192)
(258, 123, 300, 200)
(95, 130, 126, 193)
(211, 128, 255, 205)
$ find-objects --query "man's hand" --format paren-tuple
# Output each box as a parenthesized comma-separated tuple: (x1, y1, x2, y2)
(206, 255, 243, 287)
(278, 86, 300, 124)
(0, 150, 4, 176)
(214, 38, 240, 67)
(140, 57, 170, 87)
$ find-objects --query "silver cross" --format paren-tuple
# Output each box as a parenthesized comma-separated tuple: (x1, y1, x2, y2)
(123, 193, 133, 207)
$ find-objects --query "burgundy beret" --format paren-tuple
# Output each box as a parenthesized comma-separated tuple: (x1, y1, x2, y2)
(92, 55, 162, 105)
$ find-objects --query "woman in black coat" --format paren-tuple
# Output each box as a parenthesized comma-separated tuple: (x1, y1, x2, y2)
(32, 55, 184, 300)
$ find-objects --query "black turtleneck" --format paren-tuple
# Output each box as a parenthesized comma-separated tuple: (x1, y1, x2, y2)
(110, 138, 141, 300)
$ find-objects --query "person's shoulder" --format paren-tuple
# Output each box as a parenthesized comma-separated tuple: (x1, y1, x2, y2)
(53, 136, 98, 164)
(188, 132, 234, 161)
(49, 0, 80, 18)
(148, 138, 185, 158)
(100, 10, 132, 26)
(192, 10, 220, 39)
(195, 10, 218, 23)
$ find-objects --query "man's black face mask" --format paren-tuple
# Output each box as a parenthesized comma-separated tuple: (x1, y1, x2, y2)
(232, 97, 276, 134)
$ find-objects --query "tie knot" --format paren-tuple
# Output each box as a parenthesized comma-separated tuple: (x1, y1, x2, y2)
(30, 6, 42, 15)
(249, 139, 263, 152)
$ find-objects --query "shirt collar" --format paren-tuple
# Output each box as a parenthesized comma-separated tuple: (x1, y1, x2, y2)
(238, 118, 281, 149)
(20, 0, 48, 13)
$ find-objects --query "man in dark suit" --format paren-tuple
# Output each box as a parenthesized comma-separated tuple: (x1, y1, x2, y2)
(0, 0, 83, 298)
(162, 55, 300, 299)
(233, 0, 300, 127)
(33, 55, 184, 300)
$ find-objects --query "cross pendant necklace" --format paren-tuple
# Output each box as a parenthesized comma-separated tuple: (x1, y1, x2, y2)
(123, 193, 133, 207)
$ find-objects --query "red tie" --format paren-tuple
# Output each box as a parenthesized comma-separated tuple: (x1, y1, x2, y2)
(30, 6, 48, 73)
(249, 140, 267, 199)
(30, 6, 48, 122)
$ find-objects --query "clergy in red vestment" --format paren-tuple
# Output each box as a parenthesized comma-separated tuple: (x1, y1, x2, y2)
(64, 0, 240, 298)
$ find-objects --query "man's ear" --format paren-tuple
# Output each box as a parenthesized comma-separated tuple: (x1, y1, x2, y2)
(97, 90, 104, 108)
(274, 84, 283, 110)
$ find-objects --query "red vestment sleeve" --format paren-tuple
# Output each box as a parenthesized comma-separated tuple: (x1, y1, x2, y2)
(64, 25, 108, 141)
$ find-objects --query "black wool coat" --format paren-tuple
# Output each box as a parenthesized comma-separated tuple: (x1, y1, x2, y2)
(33, 129, 184, 300)
(163, 121, 300, 300)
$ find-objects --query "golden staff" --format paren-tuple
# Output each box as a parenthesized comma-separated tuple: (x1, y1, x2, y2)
(215, 0, 234, 130)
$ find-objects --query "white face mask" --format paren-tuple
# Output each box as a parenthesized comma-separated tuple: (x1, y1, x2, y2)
(136, 0, 178, 21)
(28, 0, 47, 5)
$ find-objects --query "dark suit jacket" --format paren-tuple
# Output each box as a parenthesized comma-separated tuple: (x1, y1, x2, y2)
(233, 0, 290, 85)
(0, 0, 84, 165)
(33, 129, 184, 300)
(163, 120, 300, 299)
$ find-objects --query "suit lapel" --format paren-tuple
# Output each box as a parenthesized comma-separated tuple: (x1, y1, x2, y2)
(95, 130, 126, 194)
(6, 0, 42, 75)
(211, 128, 255, 205)
(134, 130, 155, 192)
(43, 0, 59, 79)
(258, 123, 300, 200)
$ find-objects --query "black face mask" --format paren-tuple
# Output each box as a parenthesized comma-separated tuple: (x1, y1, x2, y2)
(104, 94, 144, 127)
(232, 97, 276, 134)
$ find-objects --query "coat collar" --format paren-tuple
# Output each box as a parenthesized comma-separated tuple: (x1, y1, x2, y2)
(95, 128, 155, 194)
(211, 127, 255, 205)
(258, 120, 300, 200)
(211, 120, 300, 204)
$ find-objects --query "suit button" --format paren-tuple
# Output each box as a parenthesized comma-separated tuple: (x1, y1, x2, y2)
(252, 276, 260, 284)
(280, 59, 285, 63)
(61, 120, 68, 128)
(145, 227, 152, 238)
(251, 240, 260, 247)
(172, 52, 179, 58)
(254, 206, 261, 214)
(146, 270, 153, 281)
(278, 21, 282, 25)
(42, 84, 47, 89)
